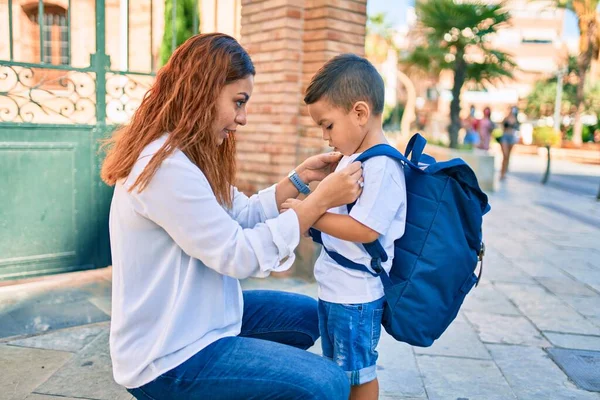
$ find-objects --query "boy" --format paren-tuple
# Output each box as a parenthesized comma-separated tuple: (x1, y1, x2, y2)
(282, 54, 407, 400)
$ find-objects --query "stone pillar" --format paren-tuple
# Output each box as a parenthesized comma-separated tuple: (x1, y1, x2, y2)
(238, 0, 367, 194)
(238, 0, 305, 194)
(298, 0, 367, 163)
(238, 0, 367, 277)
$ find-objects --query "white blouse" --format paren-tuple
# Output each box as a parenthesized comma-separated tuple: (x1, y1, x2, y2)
(109, 135, 300, 388)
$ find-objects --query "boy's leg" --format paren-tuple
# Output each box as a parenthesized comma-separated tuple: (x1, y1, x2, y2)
(350, 378, 379, 400)
(322, 297, 386, 400)
(240, 290, 319, 349)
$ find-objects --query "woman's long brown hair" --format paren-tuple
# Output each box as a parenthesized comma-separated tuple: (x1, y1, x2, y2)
(100, 33, 255, 208)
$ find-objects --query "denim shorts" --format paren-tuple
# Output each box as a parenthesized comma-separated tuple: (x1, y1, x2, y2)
(318, 297, 385, 386)
(499, 133, 518, 145)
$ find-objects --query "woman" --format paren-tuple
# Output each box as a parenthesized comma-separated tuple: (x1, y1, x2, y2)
(101, 33, 362, 399)
(499, 106, 519, 180)
(477, 107, 494, 151)
(463, 105, 480, 147)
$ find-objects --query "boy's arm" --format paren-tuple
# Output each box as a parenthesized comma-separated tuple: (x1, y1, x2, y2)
(313, 213, 380, 243)
(280, 198, 379, 243)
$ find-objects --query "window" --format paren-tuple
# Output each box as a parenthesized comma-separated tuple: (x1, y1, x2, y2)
(24, 5, 69, 65)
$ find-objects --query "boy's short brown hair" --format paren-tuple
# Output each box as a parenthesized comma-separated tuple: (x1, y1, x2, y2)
(304, 54, 384, 115)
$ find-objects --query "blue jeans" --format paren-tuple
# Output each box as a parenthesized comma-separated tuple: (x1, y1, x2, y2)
(127, 290, 350, 400)
(318, 297, 385, 386)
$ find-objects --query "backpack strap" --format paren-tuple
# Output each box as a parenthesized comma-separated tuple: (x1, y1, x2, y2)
(310, 227, 395, 287)
(405, 132, 427, 164)
(308, 228, 382, 277)
(307, 136, 428, 286)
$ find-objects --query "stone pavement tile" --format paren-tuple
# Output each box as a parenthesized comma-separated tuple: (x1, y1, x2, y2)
(517, 261, 571, 279)
(527, 311, 600, 336)
(0, 288, 90, 312)
(536, 277, 599, 297)
(35, 330, 131, 400)
(481, 258, 538, 284)
(589, 282, 600, 294)
(464, 311, 550, 347)
(7, 324, 108, 353)
(0, 313, 27, 339)
(461, 283, 521, 315)
(559, 295, 600, 317)
(494, 282, 565, 314)
(25, 395, 90, 400)
(494, 283, 600, 335)
(88, 296, 112, 316)
(79, 280, 112, 299)
(487, 344, 600, 400)
(542, 232, 600, 249)
(6, 299, 109, 339)
(378, 332, 427, 399)
(0, 344, 72, 400)
(489, 241, 555, 268)
(543, 332, 600, 351)
(590, 317, 600, 330)
(544, 248, 600, 271)
(416, 355, 516, 400)
(414, 321, 491, 359)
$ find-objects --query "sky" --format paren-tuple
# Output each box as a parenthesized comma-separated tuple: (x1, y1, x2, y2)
(365, 0, 580, 40)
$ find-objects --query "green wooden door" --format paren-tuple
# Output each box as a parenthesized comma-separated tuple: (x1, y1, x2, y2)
(0, 124, 112, 279)
(0, 0, 165, 280)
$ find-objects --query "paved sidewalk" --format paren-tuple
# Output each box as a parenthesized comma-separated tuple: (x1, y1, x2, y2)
(1, 154, 599, 399)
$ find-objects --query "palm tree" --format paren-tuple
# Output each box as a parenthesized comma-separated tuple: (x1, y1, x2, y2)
(366, 13, 417, 136)
(403, 0, 516, 148)
(554, 0, 599, 146)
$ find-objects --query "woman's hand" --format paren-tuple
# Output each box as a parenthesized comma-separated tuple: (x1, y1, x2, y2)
(312, 161, 363, 209)
(296, 152, 343, 183)
(288, 162, 362, 234)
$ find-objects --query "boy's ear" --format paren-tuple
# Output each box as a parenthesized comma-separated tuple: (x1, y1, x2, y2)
(352, 101, 370, 126)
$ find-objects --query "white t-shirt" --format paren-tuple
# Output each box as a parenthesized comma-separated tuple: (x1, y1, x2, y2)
(314, 153, 407, 304)
(109, 135, 300, 388)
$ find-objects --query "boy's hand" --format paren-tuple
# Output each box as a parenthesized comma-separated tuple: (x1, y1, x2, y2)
(280, 198, 312, 237)
(280, 198, 303, 214)
(296, 152, 343, 183)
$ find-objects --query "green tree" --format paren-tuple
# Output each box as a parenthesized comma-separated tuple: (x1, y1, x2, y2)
(403, 0, 516, 148)
(160, 0, 200, 66)
(552, 0, 600, 146)
(526, 56, 600, 119)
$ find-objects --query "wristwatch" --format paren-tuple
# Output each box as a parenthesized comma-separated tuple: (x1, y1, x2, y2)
(288, 170, 311, 195)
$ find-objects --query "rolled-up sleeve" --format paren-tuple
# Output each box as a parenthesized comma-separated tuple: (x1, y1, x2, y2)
(130, 158, 299, 279)
(230, 185, 280, 228)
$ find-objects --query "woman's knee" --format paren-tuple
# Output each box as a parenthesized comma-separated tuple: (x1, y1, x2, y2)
(313, 361, 350, 399)
(288, 293, 320, 344)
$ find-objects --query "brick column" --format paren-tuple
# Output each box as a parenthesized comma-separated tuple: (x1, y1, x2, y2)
(238, 0, 305, 194)
(238, 0, 366, 276)
(238, 0, 367, 194)
(298, 0, 367, 163)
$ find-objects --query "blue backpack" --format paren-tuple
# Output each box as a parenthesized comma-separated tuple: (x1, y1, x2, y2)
(309, 133, 490, 347)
